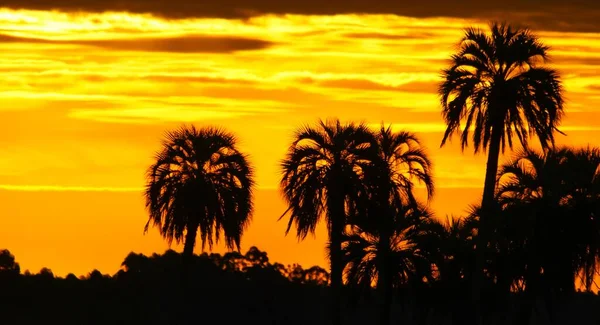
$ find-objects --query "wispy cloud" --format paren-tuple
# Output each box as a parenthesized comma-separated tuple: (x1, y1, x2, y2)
(0, 33, 274, 53)
(368, 123, 600, 134)
(0, 184, 142, 192)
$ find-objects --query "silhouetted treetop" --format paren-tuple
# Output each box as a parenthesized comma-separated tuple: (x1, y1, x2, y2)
(144, 125, 255, 257)
(0, 249, 20, 274)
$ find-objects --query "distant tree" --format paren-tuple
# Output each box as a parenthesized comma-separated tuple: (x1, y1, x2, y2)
(144, 125, 255, 259)
(303, 266, 330, 286)
(439, 22, 564, 321)
(0, 249, 20, 275)
(121, 252, 149, 273)
(244, 246, 269, 269)
(280, 119, 377, 325)
(86, 269, 108, 283)
(38, 267, 54, 280)
(286, 264, 306, 284)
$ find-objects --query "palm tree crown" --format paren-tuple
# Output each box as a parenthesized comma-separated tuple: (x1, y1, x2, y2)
(342, 203, 433, 288)
(280, 119, 377, 238)
(369, 126, 434, 213)
(144, 125, 254, 255)
(440, 23, 563, 152)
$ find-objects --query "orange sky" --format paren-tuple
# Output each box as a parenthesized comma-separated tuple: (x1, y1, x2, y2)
(0, 8, 599, 276)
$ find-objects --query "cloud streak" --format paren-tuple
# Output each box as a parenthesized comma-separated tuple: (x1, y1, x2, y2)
(2, 0, 599, 32)
(0, 184, 142, 192)
(0, 33, 273, 53)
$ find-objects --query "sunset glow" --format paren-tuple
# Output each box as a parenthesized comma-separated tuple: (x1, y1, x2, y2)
(1, 8, 599, 275)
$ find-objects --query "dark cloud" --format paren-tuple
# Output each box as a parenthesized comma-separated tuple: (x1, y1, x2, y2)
(2, 0, 600, 32)
(0, 33, 273, 53)
(588, 85, 600, 91)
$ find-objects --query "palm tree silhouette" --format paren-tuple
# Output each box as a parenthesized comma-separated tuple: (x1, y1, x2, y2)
(497, 147, 600, 294)
(144, 125, 254, 258)
(416, 213, 477, 324)
(341, 203, 433, 325)
(280, 119, 377, 325)
(496, 148, 577, 323)
(563, 147, 600, 291)
(358, 126, 434, 325)
(439, 22, 564, 318)
(497, 148, 573, 294)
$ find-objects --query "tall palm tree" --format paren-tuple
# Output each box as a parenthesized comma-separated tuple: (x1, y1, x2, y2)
(439, 22, 564, 317)
(280, 119, 377, 325)
(144, 125, 254, 259)
(360, 126, 434, 325)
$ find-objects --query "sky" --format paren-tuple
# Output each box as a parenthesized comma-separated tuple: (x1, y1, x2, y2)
(0, 1, 599, 276)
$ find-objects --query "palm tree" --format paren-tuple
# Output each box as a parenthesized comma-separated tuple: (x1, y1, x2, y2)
(497, 148, 574, 294)
(417, 214, 477, 289)
(280, 119, 377, 325)
(359, 126, 434, 325)
(497, 147, 600, 294)
(496, 148, 581, 324)
(341, 203, 434, 325)
(439, 22, 564, 317)
(563, 147, 600, 291)
(144, 125, 254, 259)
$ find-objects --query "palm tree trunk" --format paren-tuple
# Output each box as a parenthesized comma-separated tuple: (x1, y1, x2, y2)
(330, 217, 343, 325)
(328, 173, 345, 325)
(472, 124, 503, 325)
(182, 224, 198, 325)
(183, 225, 198, 259)
(377, 237, 392, 325)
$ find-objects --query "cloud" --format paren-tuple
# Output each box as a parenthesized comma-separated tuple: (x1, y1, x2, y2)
(367, 122, 600, 134)
(368, 122, 445, 133)
(0, 33, 273, 53)
(0, 184, 142, 192)
(317, 78, 438, 93)
(553, 55, 600, 66)
(2, 0, 600, 32)
(68, 104, 289, 124)
(343, 32, 437, 40)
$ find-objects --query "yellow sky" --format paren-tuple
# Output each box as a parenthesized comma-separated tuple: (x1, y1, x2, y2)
(0, 9, 599, 275)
